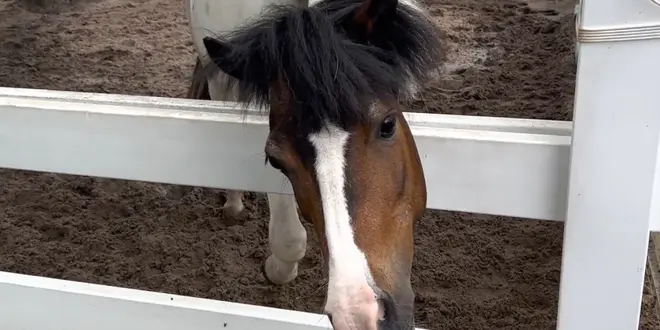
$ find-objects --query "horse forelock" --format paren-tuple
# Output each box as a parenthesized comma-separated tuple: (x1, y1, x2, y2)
(199, 0, 445, 133)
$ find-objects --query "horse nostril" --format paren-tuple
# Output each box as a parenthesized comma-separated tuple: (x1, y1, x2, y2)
(377, 298, 387, 322)
(378, 292, 397, 324)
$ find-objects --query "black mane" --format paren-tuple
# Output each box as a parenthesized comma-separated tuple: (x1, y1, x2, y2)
(199, 0, 444, 131)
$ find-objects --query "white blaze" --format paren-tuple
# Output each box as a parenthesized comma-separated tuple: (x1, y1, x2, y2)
(308, 122, 376, 311)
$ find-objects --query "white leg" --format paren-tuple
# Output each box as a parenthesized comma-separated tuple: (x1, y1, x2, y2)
(205, 73, 249, 218)
(264, 192, 307, 285)
(188, 0, 310, 279)
(223, 190, 245, 217)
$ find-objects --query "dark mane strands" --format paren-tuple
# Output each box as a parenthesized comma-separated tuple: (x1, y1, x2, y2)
(199, 0, 444, 131)
(316, 0, 445, 94)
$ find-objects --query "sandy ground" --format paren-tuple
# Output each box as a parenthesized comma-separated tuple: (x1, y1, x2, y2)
(0, 0, 658, 329)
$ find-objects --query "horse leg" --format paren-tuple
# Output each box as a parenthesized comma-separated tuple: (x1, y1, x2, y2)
(209, 63, 306, 279)
(263, 192, 307, 285)
(186, 0, 307, 282)
(223, 190, 245, 217)
(188, 59, 247, 217)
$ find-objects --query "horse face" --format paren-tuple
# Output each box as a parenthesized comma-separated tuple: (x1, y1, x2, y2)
(201, 0, 442, 327)
(265, 87, 426, 330)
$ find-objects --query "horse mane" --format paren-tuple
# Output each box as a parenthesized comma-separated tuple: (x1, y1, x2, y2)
(199, 0, 445, 131)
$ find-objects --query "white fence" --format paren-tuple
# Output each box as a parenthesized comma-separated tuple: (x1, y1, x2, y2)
(0, 87, 575, 223)
(1, 0, 660, 329)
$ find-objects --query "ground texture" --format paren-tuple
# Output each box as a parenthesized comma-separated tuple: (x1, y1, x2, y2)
(0, 0, 658, 329)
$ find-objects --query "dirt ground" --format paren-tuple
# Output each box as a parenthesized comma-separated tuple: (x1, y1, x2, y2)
(0, 0, 658, 329)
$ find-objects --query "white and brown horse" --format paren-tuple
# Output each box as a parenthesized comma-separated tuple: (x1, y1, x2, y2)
(186, 0, 444, 328)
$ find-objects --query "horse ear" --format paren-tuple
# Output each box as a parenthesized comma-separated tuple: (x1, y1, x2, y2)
(351, 0, 398, 39)
(203, 36, 244, 80)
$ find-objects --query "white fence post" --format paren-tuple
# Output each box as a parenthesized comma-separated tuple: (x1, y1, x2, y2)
(557, 1, 660, 329)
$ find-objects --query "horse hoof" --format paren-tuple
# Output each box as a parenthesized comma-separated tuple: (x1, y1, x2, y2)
(263, 255, 298, 285)
(222, 203, 244, 218)
(261, 261, 275, 285)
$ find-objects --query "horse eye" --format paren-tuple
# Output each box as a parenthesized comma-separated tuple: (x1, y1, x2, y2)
(378, 115, 396, 139)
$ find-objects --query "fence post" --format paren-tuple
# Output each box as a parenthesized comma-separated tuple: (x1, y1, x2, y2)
(557, 1, 660, 329)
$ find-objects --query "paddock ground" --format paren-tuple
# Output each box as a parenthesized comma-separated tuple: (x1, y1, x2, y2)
(0, 0, 658, 328)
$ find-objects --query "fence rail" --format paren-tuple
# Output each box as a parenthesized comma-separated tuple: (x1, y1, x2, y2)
(0, 86, 581, 224)
(0, 271, 348, 330)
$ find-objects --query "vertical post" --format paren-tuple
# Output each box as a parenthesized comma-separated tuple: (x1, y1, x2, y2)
(557, 1, 660, 329)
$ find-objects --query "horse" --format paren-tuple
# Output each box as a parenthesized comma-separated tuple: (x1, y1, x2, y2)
(186, 0, 444, 328)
